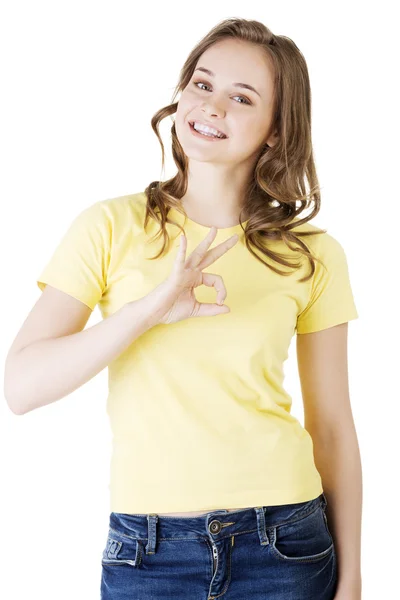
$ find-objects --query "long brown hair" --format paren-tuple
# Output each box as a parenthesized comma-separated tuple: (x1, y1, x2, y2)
(143, 17, 327, 283)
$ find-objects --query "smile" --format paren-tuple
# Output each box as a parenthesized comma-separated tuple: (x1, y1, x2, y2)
(188, 121, 228, 141)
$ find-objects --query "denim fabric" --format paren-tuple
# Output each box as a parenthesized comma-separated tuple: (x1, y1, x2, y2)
(100, 492, 337, 599)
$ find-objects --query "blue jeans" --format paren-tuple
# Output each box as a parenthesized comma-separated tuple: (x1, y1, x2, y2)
(100, 492, 338, 599)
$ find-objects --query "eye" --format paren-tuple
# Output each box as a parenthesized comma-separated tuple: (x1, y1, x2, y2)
(192, 81, 252, 106)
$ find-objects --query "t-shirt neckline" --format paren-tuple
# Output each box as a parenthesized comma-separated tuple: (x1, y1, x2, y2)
(168, 206, 249, 235)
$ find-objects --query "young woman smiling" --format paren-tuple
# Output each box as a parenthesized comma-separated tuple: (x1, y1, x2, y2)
(5, 16, 361, 600)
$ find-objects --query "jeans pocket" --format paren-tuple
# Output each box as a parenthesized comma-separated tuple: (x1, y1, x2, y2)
(101, 530, 143, 568)
(268, 503, 334, 563)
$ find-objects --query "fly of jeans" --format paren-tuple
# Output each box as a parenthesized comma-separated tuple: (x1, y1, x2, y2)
(212, 543, 218, 572)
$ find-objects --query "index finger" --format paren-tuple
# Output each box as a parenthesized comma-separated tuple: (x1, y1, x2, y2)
(196, 232, 240, 271)
(185, 227, 218, 269)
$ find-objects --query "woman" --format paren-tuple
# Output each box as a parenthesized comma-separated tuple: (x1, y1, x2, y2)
(5, 17, 362, 600)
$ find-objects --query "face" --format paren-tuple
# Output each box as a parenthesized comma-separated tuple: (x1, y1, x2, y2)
(175, 38, 278, 167)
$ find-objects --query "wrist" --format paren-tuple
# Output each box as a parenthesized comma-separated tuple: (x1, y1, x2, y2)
(336, 575, 362, 596)
(122, 296, 160, 333)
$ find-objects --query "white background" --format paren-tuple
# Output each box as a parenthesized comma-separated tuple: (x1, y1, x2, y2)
(1, 1, 398, 598)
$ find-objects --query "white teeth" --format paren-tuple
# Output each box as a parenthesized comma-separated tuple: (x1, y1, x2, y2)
(192, 121, 225, 138)
(198, 129, 219, 138)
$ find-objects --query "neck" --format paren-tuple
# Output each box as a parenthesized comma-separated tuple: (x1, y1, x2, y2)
(181, 163, 252, 227)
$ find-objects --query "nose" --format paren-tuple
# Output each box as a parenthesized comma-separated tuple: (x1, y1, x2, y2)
(200, 102, 226, 119)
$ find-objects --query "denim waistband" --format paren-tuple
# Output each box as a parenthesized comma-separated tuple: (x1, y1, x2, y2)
(107, 492, 327, 554)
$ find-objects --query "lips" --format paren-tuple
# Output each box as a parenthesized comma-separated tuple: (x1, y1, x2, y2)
(188, 120, 228, 138)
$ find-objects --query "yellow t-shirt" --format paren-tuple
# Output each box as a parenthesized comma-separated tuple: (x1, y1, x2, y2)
(37, 191, 359, 513)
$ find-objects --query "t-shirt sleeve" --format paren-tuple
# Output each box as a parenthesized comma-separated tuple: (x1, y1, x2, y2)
(36, 200, 112, 311)
(296, 232, 359, 334)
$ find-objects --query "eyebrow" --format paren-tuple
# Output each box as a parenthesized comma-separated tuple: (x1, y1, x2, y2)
(194, 66, 261, 98)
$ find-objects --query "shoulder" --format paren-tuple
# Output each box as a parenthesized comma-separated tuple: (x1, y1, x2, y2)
(99, 190, 148, 234)
(291, 217, 347, 263)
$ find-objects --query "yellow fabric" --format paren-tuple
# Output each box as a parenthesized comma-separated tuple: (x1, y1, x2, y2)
(37, 191, 359, 513)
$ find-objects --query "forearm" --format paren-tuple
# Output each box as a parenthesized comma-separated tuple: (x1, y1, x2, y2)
(5, 297, 155, 415)
(311, 425, 363, 593)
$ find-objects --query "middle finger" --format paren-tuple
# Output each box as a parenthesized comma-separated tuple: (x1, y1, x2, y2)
(185, 227, 218, 269)
(195, 233, 240, 271)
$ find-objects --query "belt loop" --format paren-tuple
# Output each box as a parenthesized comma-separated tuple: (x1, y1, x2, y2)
(254, 506, 270, 546)
(145, 513, 158, 555)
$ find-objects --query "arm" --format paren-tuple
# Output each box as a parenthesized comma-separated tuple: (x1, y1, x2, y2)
(4, 291, 156, 416)
(296, 322, 362, 598)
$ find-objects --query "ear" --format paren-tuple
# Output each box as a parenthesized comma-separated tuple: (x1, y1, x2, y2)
(266, 130, 279, 147)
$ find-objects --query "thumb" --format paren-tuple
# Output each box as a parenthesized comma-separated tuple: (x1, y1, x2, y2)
(193, 302, 231, 318)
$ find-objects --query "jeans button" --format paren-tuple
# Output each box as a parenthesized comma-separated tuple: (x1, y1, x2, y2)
(209, 520, 222, 534)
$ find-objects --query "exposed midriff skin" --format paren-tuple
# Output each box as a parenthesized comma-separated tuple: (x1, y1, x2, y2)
(156, 507, 247, 517)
